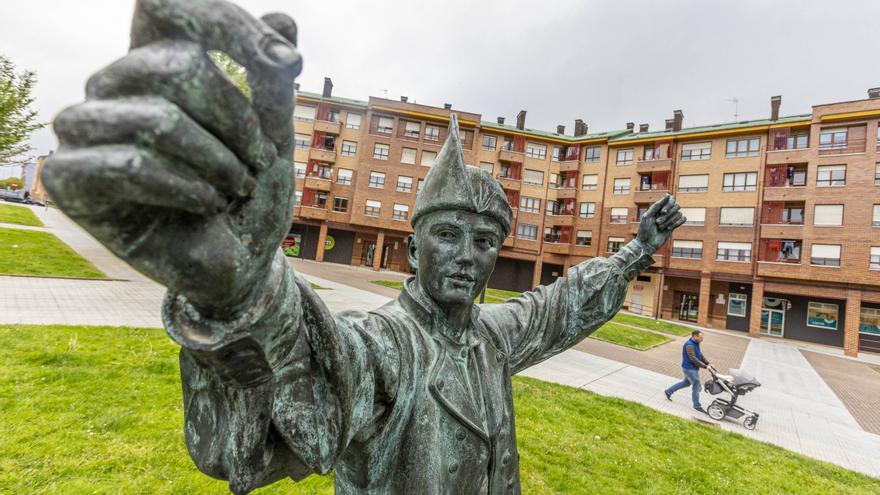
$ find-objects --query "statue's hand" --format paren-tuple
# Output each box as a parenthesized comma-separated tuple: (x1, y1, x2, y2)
(637, 195, 686, 252)
(43, 0, 302, 318)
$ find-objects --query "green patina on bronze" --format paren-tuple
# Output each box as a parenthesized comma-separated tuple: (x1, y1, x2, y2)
(42, 1, 686, 493)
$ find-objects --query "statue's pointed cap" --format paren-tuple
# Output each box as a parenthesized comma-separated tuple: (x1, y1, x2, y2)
(411, 114, 512, 236)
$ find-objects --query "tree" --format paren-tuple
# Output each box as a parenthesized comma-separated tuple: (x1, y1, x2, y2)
(0, 55, 43, 164)
(209, 51, 251, 99)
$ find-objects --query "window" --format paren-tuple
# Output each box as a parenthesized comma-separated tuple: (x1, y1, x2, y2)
(523, 169, 544, 185)
(393, 147, 414, 165)
(787, 132, 808, 150)
(726, 137, 761, 158)
(681, 142, 712, 161)
(552, 146, 562, 162)
(870, 247, 880, 270)
(616, 149, 634, 165)
(728, 293, 747, 317)
(576, 231, 592, 246)
(807, 302, 839, 330)
(548, 173, 559, 189)
(420, 151, 437, 167)
(810, 244, 840, 267)
(403, 121, 420, 138)
(572, 203, 594, 220)
(316, 164, 332, 179)
(580, 174, 598, 191)
(392, 203, 409, 221)
(643, 146, 658, 161)
(479, 162, 494, 174)
(368, 171, 385, 189)
(517, 223, 538, 240)
(526, 142, 547, 159)
(776, 203, 805, 224)
(482, 134, 497, 151)
(678, 174, 709, 193)
(417, 179, 425, 193)
(672, 240, 703, 259)
(340, 140, 357, 157)
(719, 207, 754, 226)
(817, 165, 846, 187)
(336, 168, 353, 185)
(519, 196, 541, 213)
(294, 133, 310, 150)
(813, 205, 843, 226)
(345, 113, 362, 129)
(332, 196, 349, 213)
(293, 105, 316, 121)
(607, 237, 625, 253)
(424, 125, 440, 142)
(373, 143, 390, 160)
(680, 207, 706, 225)
(874, 205, 880, 227)
(294, 190, 302, 205)
(722, 172, 757, 192)
(819, 128, 847, 149)
(364, 199, 381, 217)
(613, 178, 631, 195)
(584, 146, 601, 162)
(717, 242, 751, 262)
(875, 164, 880, 185)
(861, 306, 880, 335)
(376, 117, 393, 134)
(610, 207, 628, 224)
(294, 161, 306, 178)
(397, 175, 413, 193)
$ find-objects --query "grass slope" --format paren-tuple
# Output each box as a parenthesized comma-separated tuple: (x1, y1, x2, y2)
(0, 203, 43, 227)
(2, 325, 877, 494)
(612, 313, 694, 336)
(590, 322, 671, 350)
(0, 227, 106, 279)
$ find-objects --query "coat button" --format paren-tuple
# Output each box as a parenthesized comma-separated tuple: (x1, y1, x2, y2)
(448, 462, 459, 473)
(461, 349, 467, 358)
(456, 430, 466, 440)
(436, 379, 444, 391)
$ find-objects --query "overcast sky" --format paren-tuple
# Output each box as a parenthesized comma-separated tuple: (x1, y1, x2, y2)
(2, 0, 879, 161)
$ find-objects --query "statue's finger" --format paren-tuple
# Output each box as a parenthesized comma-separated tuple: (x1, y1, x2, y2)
(86, 40, 277, 171)
(646, 194, 671, 218)
(131, 0, 301, 151)
(43, 145, 226, 217)
(55, 97, 255, 199)
(659, 212, 685, 230)
(656, 203, 681, 225)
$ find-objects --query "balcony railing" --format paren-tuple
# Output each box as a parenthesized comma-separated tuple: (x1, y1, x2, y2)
(818, 138, 866, 156)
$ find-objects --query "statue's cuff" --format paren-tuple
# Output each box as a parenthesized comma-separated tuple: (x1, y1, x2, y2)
(611, 239, 655, 280)
(162, 250, 289, 387)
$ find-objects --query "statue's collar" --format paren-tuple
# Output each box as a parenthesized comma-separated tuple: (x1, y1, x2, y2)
(399, 277, 481, 348)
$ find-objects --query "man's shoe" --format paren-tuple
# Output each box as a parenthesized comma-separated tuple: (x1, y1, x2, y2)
(694, 406, 707, 414)
(664, 391, 672, 401)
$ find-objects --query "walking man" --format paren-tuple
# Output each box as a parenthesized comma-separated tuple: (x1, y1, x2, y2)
(665, 330, 713, 413)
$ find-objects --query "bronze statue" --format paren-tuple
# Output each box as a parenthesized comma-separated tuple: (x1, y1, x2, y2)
(43, 1, 686, 493)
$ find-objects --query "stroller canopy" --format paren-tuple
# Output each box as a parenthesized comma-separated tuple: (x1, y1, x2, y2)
(730, 368, 760, 387)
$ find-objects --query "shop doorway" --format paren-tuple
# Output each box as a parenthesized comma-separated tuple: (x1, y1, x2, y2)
(760, 297, 786, 337)
(677, 292, 699, 322)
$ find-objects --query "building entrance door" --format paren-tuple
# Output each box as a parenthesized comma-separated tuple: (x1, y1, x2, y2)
(760, 309, 785, 337)
(678, 292, 699, 322)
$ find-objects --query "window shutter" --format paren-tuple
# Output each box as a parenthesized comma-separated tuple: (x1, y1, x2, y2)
(811, 244, 840, 259)
(678, 175, 709, 188)
(294, 105, 316, 120)
(813, 205, 844, 226)
(611, 207, 628, 216)
(673, 240, 703, 249)
(718, 241, 751, 251)
(720, 207, 754, 225)
(680, 207, 705, 223)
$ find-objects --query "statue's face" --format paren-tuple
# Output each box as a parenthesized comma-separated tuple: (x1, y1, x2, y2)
(410, 210, 503, 307)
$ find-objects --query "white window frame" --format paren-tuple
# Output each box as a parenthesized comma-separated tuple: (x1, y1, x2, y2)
(728, 293, 748, 317)
(681, 142, 712, 161)
(807, 302, 839, 330)
(373, 143, 390, 160)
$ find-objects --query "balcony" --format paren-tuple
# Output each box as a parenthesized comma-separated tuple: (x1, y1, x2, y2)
(556, 187, 577, 199)
(633, 187, 669, 204)
(309, 147, 336, 163)
(559, 160, 580, 172)
(499, 149, 525, 163)
(766, 147, 811, 165)
(757, 239, 802, 264)
(304, 177, 332, 192)
(297, 205, 328, 221)
(545, 214, 574, 227)
(496, 175, 522, 191)
(764, 165, 807, 188)
(543, 242, 572, 255)
(313, 119, 341, 135)
(636, 158, 672, 173)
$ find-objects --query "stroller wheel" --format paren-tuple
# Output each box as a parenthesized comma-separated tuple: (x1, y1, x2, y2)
(743, 416, 758, 430)
(707, 403, 725, 421)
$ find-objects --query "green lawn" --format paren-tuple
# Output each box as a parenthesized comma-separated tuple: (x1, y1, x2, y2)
(589, 322, 672, 350)
(1, 325, 876, 494)
(612, 313, 694, 336)
(0, 203, 43, 227)
(0, 227, 106, 279)
(370, 280, 521, 304)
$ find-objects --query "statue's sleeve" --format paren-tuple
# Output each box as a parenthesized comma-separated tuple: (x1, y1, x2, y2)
(162, 252, 398, 495)
(481, 239, 654, 373)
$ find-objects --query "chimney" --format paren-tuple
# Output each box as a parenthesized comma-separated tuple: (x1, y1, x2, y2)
(770, 95, 781, 120)
(626, 122, 635, 131)
(574, 119, 587, 136)
(869, 87, 880, 99)
(294, 82, 300, 91)
(322, 77, 333, 98)
(443, 103, 452, 110)
(400, 96, 408, 102)
(556, 125, 565, 135)
(497, 116, 505, 125)
(665, 119, 674, 131)
(673, 110, 684, 131)
(639, 123, 649, 133)
(516, 110, 527, 130)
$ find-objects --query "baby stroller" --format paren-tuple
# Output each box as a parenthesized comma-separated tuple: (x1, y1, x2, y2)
(703, 367, 761, 430)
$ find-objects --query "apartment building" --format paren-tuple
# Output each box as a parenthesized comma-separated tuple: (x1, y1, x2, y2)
(287, 78, 880, 357)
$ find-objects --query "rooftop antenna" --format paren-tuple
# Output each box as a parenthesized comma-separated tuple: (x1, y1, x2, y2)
(726, 97, 739, 122)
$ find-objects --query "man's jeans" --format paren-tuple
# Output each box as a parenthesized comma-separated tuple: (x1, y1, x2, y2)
(665, 367, 702, 408)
